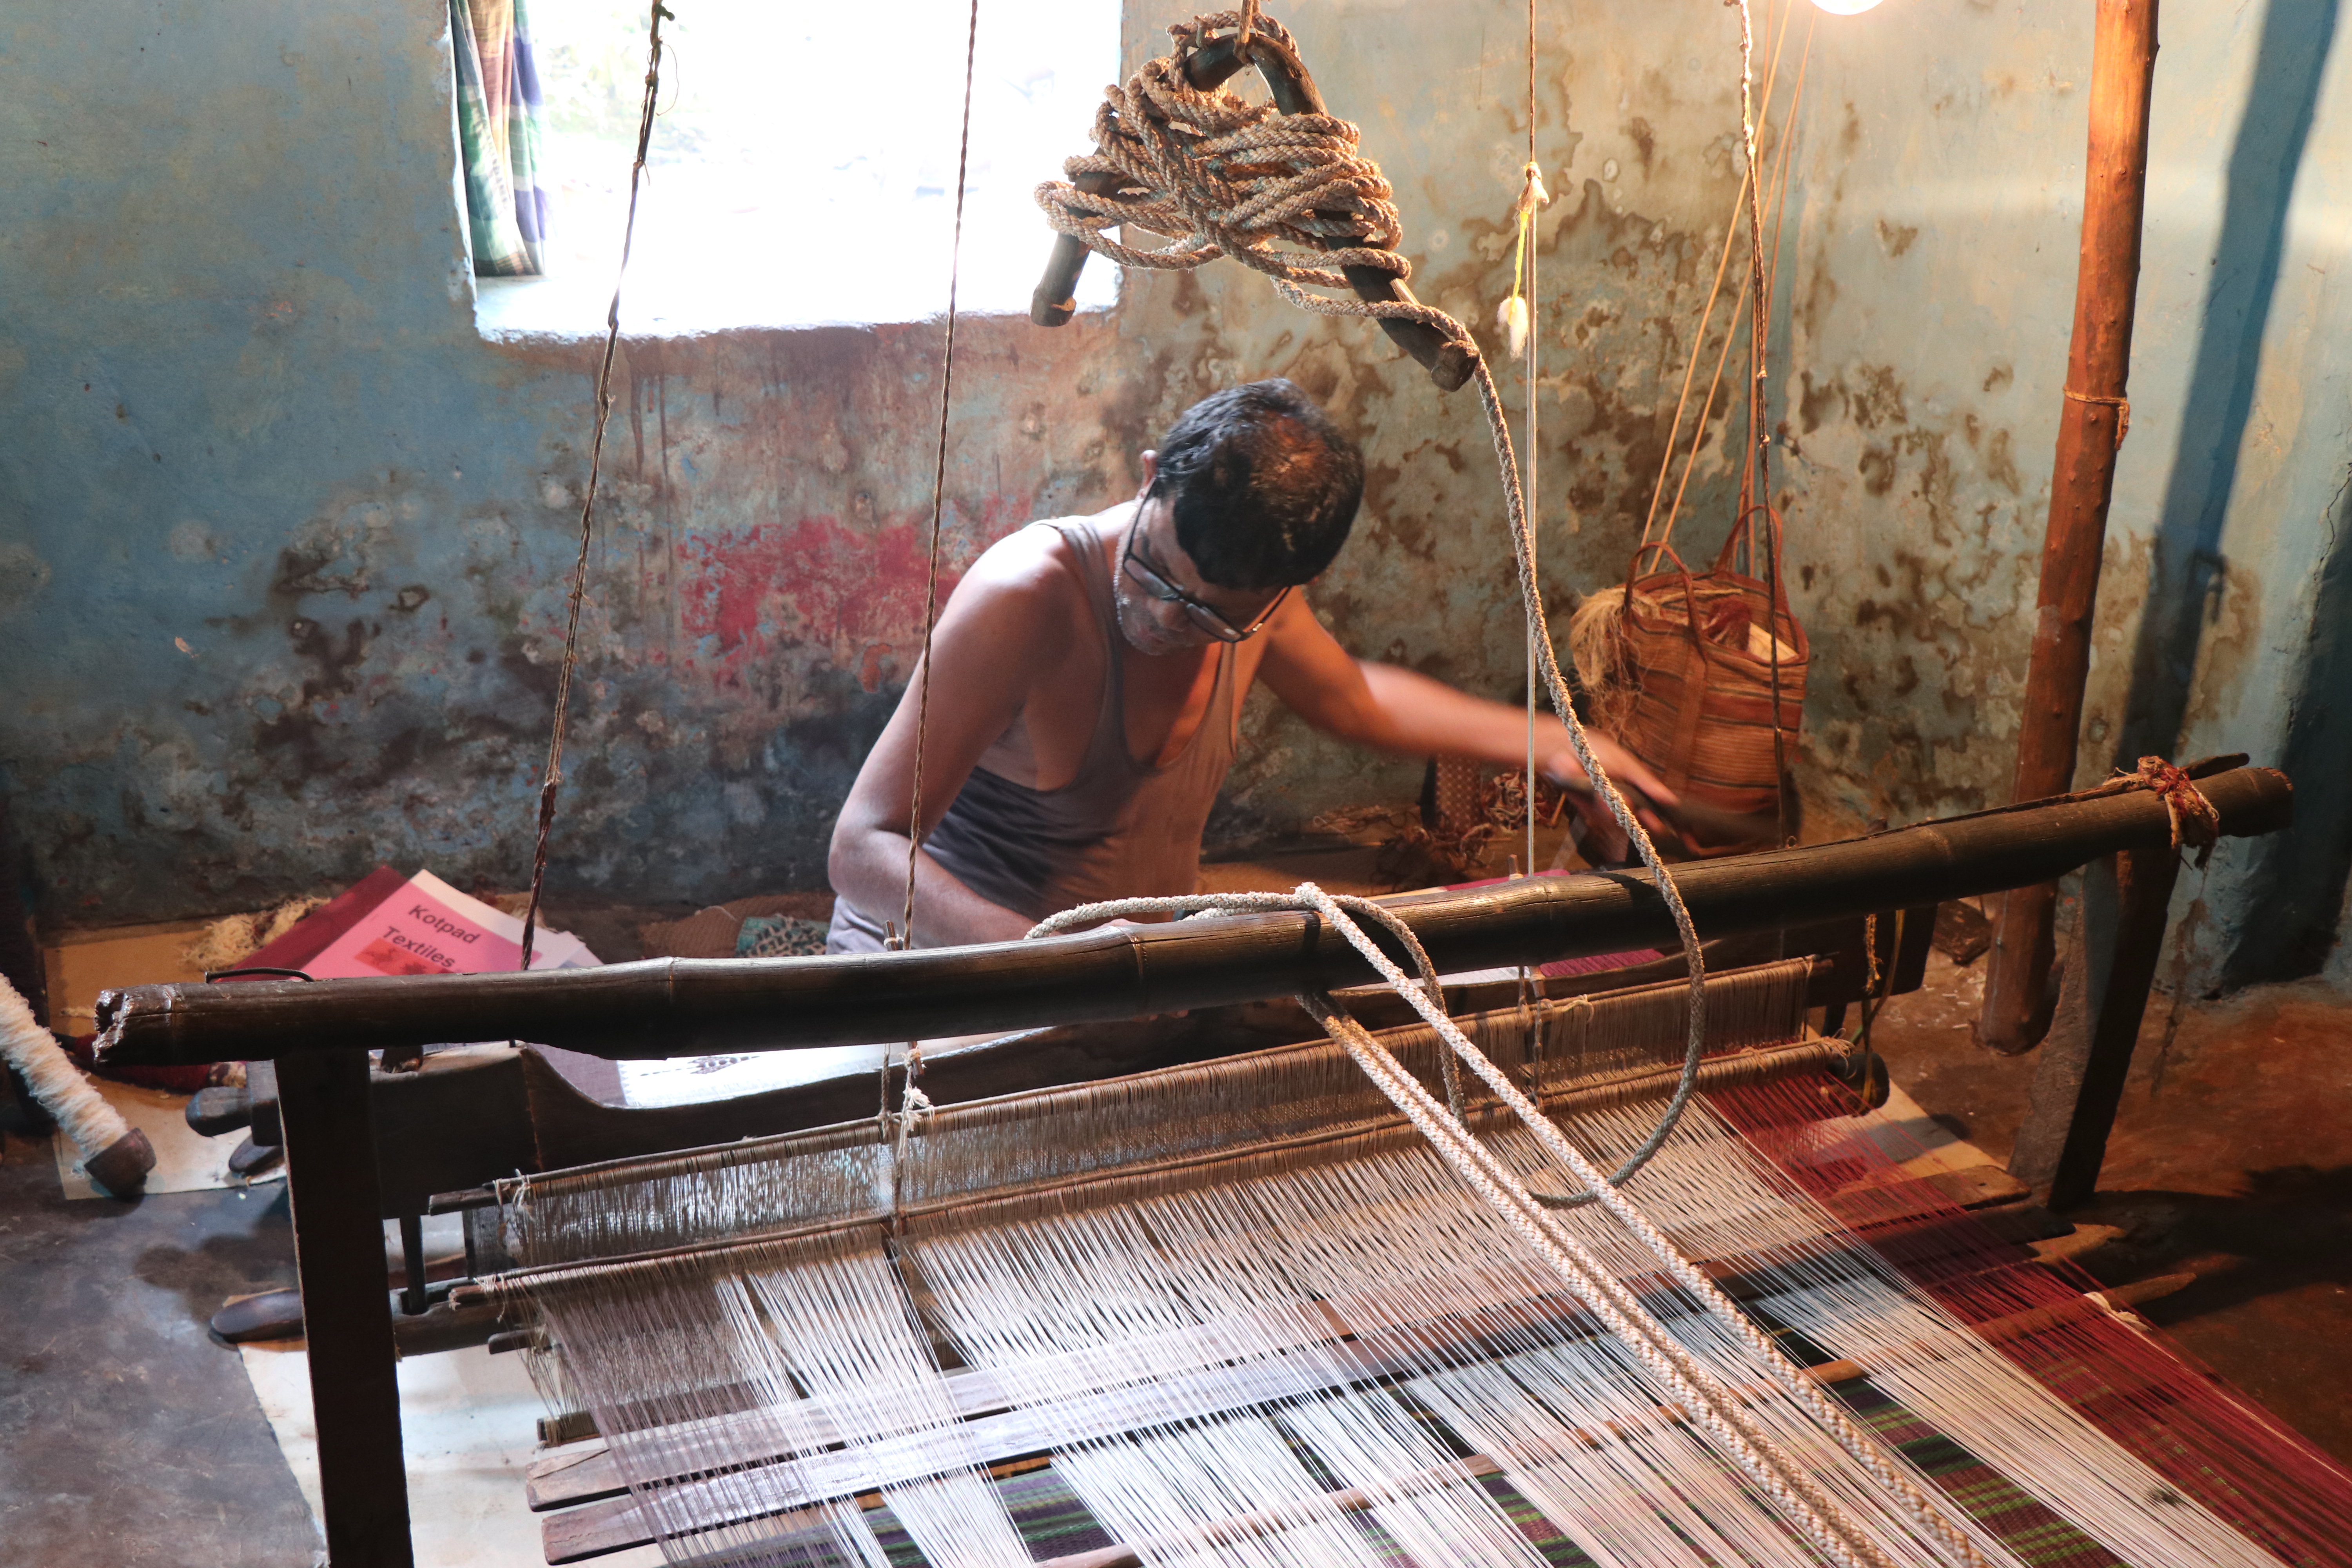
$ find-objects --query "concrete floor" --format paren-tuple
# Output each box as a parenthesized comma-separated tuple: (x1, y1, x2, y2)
(1871, 948, 2352, 1465)
(0, 1132, 318, 1566)
(2, 910, 2346, 1564)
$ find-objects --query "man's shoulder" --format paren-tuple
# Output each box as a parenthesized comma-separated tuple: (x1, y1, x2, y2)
(960, 512, 1109, 601)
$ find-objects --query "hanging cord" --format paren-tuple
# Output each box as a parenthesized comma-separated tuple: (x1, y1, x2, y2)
(1036, 9, 1707, 1123)
(1637, 1, 1797, 552)
(1731, 0, 1791, 850)
(518, 0, 673, 970)
(1733, 0, 1772, 526)
(1511, 0, 1548, 984)
(881, 0, 983, 1158)
(1638, 0, 1805, 554)
(1030, 883, 1990, 1568)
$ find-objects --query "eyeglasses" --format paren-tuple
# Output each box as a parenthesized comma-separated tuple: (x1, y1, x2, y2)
(1120, 522, 1292, 643)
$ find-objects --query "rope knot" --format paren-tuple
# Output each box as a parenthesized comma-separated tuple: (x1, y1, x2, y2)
(1035, 11, 1474, 358)
(2122, 756, 2220, 864)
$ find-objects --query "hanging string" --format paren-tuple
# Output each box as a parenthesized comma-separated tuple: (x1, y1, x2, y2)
(1638, 0, 1804, 554)
(1733, 0, 1791, 849)
(518, 0, 673, 971)
(1517, 0, 1546, 963)
(883, 0, 982, 1144)
(1735, 0, 1772, 526)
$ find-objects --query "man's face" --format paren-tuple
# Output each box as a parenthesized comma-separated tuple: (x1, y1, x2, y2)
(1112, 495, 1290, 658)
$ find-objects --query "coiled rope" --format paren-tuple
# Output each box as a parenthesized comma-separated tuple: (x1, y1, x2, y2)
(1036, 13, 1471, 350)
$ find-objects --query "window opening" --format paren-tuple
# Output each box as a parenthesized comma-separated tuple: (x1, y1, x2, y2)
(474, 0, 1120, 333)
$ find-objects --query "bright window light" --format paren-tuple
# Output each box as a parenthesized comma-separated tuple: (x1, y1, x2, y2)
(1811, 0, 1887, 13)
(510, 0, 1120, 333)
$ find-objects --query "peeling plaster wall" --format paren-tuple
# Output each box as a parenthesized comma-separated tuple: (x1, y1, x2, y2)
(0, 0, 1151, 923)
(4, 0, 2349, 984)
(1780, 0, 2352, 986)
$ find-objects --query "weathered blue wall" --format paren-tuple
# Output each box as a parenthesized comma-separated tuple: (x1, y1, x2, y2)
(1773, 0, 2352, 987)
(0, 0, 1152, 922)
(2, 0, 2348, 984)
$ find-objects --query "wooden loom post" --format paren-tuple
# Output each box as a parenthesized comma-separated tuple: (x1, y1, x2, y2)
(2007, 842, 2180, 1208)
(277, 1047, 414, 1567)
(1978, 0, 2160, 1054)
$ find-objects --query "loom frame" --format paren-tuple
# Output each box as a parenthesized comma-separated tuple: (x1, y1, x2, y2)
(102, 766, 2288, 1568)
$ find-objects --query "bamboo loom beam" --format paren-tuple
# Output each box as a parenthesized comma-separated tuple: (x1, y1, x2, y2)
(1979, 0, 2161, 1055)
(94, 768, 2290, 1071)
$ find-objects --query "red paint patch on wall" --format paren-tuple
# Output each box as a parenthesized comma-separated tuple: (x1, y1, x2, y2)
(677, 514, 982, 686)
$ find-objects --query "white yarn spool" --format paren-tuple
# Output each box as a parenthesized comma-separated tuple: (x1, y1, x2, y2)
(0, 972, 151, 1195)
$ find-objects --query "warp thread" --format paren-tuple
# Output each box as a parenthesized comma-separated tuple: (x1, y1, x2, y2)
(1036, 884, 1992, 1564)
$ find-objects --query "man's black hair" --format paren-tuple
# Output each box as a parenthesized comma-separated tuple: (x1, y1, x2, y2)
(1148, 379, 1364, 590)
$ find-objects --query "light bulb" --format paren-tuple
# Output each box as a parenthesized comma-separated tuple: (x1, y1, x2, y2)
(1812, 0, 1885, 12)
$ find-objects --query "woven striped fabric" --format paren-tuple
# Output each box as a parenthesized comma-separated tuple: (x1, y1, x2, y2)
(450, 0, 548, 276)
(724, 1378, 2117, 1568)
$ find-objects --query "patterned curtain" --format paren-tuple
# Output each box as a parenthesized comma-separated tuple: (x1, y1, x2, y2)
(451, 0, 549, 276)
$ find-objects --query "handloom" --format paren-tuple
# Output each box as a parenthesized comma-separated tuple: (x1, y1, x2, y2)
(474, 955, 2352, 1568)
(88, 766, 2310, 1568)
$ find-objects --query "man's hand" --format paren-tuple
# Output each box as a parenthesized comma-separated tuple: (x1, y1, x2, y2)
(1541, 732, 1681, 863)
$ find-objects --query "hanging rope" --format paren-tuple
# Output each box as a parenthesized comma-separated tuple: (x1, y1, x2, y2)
(1512, 0, 1548, 961)
(1637, 0, 1806, 555)
(882, 0, 984, 1144)
(518, 0, 673, 970)
(1733, 0, 1792, 849)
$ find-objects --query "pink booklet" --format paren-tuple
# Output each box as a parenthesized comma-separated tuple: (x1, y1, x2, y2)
(301, 870, 598, 979)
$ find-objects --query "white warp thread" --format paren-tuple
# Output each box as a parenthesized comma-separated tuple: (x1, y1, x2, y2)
(1033, 884, 1991, 1568)
(0, 972, 131, 1160)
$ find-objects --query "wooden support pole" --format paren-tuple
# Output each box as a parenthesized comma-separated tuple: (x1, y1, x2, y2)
(2007, 843, 2182, 1207)
(278, 1047, 414, 1568)
(1979, 0, 2161, 1054)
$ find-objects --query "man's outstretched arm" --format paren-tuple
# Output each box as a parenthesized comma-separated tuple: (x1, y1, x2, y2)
(827, 546, 1065, 948)
(1253, 596, 1680, 812)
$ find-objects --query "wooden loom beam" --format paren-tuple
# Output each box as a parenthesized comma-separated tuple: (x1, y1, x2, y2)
(94, 767, 2292, 1071)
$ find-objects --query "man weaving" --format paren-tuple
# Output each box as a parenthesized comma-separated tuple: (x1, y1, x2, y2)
(827, 380, 1671, 951)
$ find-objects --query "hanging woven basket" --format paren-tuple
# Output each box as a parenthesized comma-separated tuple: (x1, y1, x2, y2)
(1608, 508, 1808, 825)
